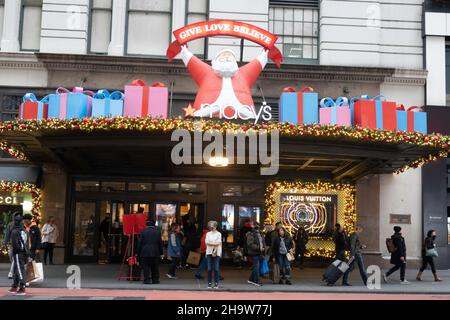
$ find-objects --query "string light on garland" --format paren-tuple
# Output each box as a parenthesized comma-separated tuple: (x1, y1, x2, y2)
(0, 181, 42, 224)
(0, 141, 27, 161)
(265, 181, 356, 258)
(0, 117, 448, 171)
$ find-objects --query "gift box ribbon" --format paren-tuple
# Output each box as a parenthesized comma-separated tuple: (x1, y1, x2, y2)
(22, 93, 51, 119)
(396, 104, 423, 112)
(320, 97, 349, 124)
(94, 90, 124, 116)
(130, 80, 167, 117)
(56, 86, 95, 96)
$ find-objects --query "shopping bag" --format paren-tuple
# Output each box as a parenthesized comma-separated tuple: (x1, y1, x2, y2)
(30, 262, 44, 283)
(26, 261, 38, 282)
(186, 251, 201, 266)
(259, 256, 269, 275)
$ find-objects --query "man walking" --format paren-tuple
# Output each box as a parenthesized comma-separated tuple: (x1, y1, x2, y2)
(383, 226, 410, 284)
(3, 211, 21, 279)
(246, 222, 266, 286)
(8, 215, 30, 295)
(342, 226, 368, 286)
(332, 223, 347, 261)
(138, 219, 163, 284)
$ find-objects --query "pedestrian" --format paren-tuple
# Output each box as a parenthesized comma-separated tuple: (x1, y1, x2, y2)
(383, 226, 409, 284)
(23, 214, 41, 261)
(416, 230, 443, 282)
(342, 226, 368, 286)
(273, 227, 294, 285)
(237, 218, 253, 258)
(294, 226, 308, 269)
(332, 223, 347, 261)
(2, 211, 21, 279)
(138, 219, 163, 284)
(246, 222, 266, 286)
(194, 227, 210, 279)
(8, 214, 31, 296)
(181, 218, 197, 269)
(166, 223, 182, 279)
(205, 221, 222, 289)
(41, 216, 59, 265)
(99, 214, 110, 254)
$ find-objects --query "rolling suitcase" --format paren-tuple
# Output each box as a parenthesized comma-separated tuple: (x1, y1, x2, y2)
(322, 257, 354, 285)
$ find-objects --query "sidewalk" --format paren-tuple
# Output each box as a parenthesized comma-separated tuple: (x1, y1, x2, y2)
(1, 263, 449, 294)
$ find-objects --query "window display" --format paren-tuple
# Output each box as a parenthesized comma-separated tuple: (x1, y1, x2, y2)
(221, 204, 234, 243)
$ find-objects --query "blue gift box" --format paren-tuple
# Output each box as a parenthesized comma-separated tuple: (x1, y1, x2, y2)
(279, 87, 319, 125)
(396, 105, 427, 134)
(396, 110, 408, 132)
(47, 87, 93, 119)
(91, 90, 124, 117)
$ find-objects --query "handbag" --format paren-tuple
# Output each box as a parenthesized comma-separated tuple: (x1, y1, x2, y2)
(286, 251, 295, 262)
(425, 248, 438, 257)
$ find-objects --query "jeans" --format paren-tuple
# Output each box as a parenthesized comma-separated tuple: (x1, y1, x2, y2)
(278, 254, 291, 279)
(343, 253, 368, 284)
(195, 254, 208, 276)
(206, 255, 220, 284)
(420, 256, 436, 274)
(168, 257, 180, 276)
(386, 262, 406, 281)
(248, 255, 260, 283)
(141, 257, 160, 283)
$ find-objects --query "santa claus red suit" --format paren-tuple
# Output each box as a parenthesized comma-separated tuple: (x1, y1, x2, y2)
(179, 46, 268, 118)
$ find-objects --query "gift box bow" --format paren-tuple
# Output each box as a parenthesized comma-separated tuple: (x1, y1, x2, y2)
(320, 97, 349, 108)
(350, 94, 386, 106)
(282, 86, 315, 93)
(131, 79, 167, 88)
(23, 93, 51, 104)
(93, 89, 124, 100)
(396, 104, 424, 112)
(56, 86, 95, 96)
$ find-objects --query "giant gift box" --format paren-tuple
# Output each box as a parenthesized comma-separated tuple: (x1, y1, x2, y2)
(319, 97, 351, 126)
(18, 93, 49, 120)
(123, 80, 168, 118)
(350, 95, 396, 130)
(48, 87, 94, 119)
(91, 90, 124, 117)
(279, 87, 319, 125)
(396, 105, 427, 134)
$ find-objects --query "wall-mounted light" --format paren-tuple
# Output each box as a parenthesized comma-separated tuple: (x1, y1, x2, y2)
(208, 156, 229, 167)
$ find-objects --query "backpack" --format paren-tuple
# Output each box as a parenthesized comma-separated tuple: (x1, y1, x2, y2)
(386, 238, 397, 253)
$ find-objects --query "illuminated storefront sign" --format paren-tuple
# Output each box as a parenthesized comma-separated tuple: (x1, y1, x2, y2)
(0, 193, 24, 205)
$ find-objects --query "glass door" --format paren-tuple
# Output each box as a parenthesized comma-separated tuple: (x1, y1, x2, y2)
(98, 201, 126, 263)
(71, 201, 98, 262)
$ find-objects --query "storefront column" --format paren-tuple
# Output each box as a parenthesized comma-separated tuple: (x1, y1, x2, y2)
(0, 0, 21, 52)
(171, 0, 186, 41)
(107, 0, 127, 56)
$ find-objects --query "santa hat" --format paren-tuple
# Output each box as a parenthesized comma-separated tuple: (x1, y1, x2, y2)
(214, 48, 237, 61)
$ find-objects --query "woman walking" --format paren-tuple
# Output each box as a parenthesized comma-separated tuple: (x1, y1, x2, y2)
(166, 223, 182, 279)
(273, 227, 294, 285)
(416, 230, 443, 282)
(41, 216, 59, 265)
(205, 221, 222, 289)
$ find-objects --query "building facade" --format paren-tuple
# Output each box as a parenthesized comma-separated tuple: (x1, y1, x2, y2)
(0, 0, 448, 268)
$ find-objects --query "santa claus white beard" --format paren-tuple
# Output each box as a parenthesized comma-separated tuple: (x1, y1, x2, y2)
(212, 60, 238, 78)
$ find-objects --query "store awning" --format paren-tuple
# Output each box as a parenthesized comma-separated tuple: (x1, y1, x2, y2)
(1, 118, 448, 182)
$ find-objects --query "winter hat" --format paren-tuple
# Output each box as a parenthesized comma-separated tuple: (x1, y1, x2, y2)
(393, 226, 402, 233)
(14, 214, 23, 226)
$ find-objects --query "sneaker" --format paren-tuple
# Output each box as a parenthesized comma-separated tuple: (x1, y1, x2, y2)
(8, 272, 12, 279)
(219, 276, 224, 281)
(184, 265, 191, 270)
(400, 280, 410, 285)
(247, 280, 261, 287)
(214, 283, 219, 289)
(25, 282, 30, 287)
(166, 273, 177, 279)
(8, 287, 17, 294)
(194, 274, 203, 280)
(208, 283, 213, 289)
(382, 274, 388, 283)
(16, 288, 26, 296)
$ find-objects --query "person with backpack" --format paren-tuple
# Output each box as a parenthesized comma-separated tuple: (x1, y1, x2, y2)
(294, 226, 308, 269)
(332, 224, 347, 261)
(246, 222, 266, 286)
(342, 226, 368, 286)
(383, 226, 409, 284)
(416, 230, 442, 282)
(273, 227, 294, 285)
(8, 215, 31, 296)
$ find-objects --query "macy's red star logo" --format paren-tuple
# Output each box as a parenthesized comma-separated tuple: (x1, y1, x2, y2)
(183, 104, 196, 117)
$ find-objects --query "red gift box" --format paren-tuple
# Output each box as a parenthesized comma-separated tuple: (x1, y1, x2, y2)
(18, 93, 49, 120)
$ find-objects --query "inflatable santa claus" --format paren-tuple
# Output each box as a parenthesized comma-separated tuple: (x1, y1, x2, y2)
(179, 45, 268, 119)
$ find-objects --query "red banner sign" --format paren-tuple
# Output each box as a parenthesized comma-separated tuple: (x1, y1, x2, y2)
(167, 20, 283, 68)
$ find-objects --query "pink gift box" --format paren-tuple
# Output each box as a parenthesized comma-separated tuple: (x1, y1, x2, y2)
(319, 97, 351, 126)
(123, 80, 168, 118)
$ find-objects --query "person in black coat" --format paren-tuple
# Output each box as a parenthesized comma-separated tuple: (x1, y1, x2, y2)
(9, 215, 31, 295)
(23, 214, 41, 261)
(294, 226, 308, 268)
(272, 227, 294, 285)
(138, 219, 163, 284)
(383, 226, 409, 284)
(332, 224, 347, 261)
(416, 229, 442, 282)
